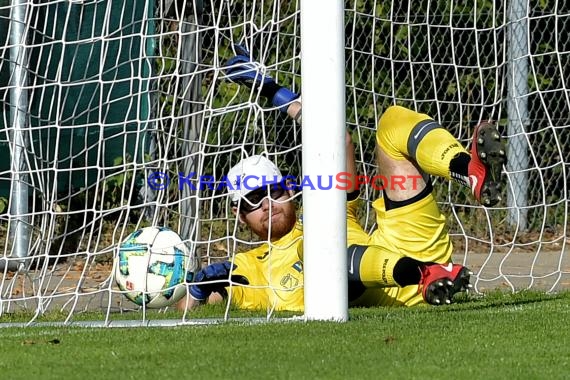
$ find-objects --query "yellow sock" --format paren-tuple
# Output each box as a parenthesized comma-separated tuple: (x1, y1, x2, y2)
(376, 105, 469, 181)
(414, 128, 469, 180)
(376, 106, 471, 184)
(358, 245, 404, 287)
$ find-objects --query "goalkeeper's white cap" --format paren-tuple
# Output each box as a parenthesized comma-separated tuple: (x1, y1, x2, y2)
(226, 155, 283, 203)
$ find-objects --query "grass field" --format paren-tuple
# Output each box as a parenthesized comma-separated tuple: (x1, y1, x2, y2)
(1, 291, 569, 379)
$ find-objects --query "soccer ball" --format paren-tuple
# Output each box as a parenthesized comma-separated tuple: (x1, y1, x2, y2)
(114, 226, 197, 308)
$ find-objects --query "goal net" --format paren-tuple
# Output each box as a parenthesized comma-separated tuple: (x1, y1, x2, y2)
(0, 0, 568, 326)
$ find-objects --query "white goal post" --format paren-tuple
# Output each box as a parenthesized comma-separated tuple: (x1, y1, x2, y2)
(0, 0, 568, 327)
(301, 0, 348, 321)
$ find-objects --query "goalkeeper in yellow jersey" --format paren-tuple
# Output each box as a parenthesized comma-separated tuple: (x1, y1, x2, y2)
(178, 45, 506, 312)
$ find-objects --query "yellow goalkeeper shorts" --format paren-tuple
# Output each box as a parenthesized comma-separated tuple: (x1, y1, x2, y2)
(347, 191, 453, 307)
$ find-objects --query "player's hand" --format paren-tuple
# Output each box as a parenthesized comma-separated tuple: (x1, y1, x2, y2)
(224, 44, 299, 112)
(188, 261, 249, 301)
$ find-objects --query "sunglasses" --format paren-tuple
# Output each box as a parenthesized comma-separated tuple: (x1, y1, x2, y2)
(237, 185, 287, 214)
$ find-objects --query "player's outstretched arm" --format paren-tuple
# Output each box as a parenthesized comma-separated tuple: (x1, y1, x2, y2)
(224, 44, 356, 192)
(187, 261, 249, 302)
(177, 261, 249, 311)
(225, 44, 300, 113)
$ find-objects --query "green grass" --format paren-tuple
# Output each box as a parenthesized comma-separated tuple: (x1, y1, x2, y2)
(1, 291, 569, 379)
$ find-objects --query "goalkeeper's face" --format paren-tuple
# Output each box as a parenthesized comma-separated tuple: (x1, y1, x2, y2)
(234, 187, 297, 241)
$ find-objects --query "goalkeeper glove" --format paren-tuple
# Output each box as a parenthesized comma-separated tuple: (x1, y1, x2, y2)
(225, 44, 299, 112)
(188, 261, 249, 301)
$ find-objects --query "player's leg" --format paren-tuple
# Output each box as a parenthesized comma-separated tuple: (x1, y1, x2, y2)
(347, 208, 470, 306)
(372, 106, 456, 251)
(377, 105, 506, 206)
(369, 105, 483, 303)
(376, 105, 463, 200)
(346, 243, 472, 305)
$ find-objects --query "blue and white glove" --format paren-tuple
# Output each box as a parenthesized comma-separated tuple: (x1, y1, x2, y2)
(188, 261, 249, 301)
(225, 44, 299, 112)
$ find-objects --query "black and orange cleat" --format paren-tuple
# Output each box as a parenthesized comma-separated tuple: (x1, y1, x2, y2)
(419, 263, 473, 305)
(467, 121, 507, 207)
(448, 263, 473, 296)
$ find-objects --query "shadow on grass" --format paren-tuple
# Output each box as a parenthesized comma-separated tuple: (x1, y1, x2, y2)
(348, 290, 570, 321)
(423, 289, 570, 313)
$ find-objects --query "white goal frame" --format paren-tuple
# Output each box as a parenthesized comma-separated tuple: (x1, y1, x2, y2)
(301, 0, 348, 321)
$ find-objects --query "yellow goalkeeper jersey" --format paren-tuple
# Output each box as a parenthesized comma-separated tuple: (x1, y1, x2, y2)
(227, 218, 305, 312)
(226, 201, 361, 312)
